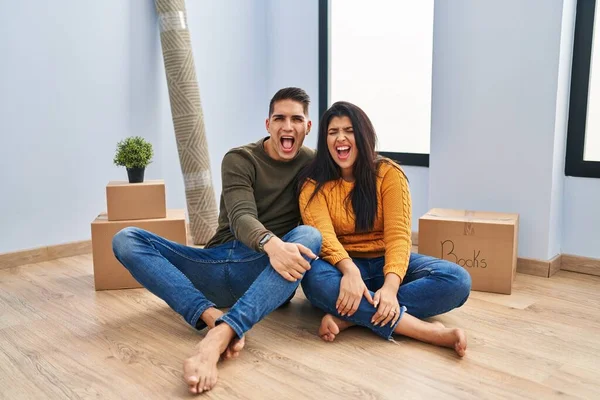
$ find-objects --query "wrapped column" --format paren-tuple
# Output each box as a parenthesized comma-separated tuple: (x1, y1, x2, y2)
(155, 0, 217, 244)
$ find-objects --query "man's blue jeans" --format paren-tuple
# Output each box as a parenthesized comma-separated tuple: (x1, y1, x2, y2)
(301, 254, 472, 340)
(112, 225, 322, 338)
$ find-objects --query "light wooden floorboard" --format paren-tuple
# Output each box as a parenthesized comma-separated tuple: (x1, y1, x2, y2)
(1, 254, 599, 399)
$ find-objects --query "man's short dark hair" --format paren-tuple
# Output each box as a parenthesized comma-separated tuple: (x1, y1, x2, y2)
(268, 87, 310, 117)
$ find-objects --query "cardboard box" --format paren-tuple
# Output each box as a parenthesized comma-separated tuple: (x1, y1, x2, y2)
(106, 180, 166, 221)
(91, 209, 187, 290)
(418, 208, 519, 294)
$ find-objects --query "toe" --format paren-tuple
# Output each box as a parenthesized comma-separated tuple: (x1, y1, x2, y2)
(185, 374, 199, 386)
(232, 337, 245, 352)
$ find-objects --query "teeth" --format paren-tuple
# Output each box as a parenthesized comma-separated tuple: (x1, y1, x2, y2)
(337, 146, 350, 151)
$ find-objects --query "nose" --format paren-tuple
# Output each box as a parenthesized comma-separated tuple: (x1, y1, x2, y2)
(283, 118, 292, 131)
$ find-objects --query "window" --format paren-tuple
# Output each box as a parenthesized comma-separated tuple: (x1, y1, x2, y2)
(319, 0, 434, 167)
(566, 0, 600, 178)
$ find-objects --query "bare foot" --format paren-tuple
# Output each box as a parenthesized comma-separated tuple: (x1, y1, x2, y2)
(434, 327, 467, 357)
(222, 336, 245, 360)
(183, 324, 236, 394)
(318, 314, 354, 342)
(201, 308, 246, 361)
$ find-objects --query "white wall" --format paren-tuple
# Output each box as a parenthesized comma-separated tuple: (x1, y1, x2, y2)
(549, 0, 576, 259)
(163, 1, 270, 211)
(0, 0, 269, 253)
(563, 177, 600, 258)
(265, 0, 431, 230)
(265, 0, 320, 148)
(429, 0, 566, 260)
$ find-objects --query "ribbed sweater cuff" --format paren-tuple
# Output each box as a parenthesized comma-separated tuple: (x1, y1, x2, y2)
(383, 265, 407, 282)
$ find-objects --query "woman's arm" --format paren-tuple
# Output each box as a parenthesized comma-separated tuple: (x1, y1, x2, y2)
(298, 180, 352, 266)
(381, 164, 412, 282)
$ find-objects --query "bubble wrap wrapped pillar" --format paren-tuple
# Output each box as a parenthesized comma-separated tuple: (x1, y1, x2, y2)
(155, 0, 217, 244)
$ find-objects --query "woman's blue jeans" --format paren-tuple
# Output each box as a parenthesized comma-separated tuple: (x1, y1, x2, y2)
(301, 254, 472, 340)
(112, 225, 322, 338)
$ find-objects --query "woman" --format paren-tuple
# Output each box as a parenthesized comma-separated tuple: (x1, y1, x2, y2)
(297, 101, 471, 356)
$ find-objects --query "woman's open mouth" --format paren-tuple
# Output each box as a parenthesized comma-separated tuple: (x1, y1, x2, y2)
(336, 145, 351, 160)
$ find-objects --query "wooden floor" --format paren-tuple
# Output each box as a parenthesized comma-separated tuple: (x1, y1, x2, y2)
(1, 255, 600, 399)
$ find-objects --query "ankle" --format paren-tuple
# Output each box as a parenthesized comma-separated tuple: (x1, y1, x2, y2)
(201, 308, 224, 329)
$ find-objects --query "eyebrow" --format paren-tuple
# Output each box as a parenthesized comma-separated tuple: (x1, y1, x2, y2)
(328, 126, 353, 132)
(272, 114, 305, 120)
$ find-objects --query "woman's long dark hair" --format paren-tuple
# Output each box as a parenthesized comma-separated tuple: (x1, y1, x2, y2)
(297, 101, 380, 232)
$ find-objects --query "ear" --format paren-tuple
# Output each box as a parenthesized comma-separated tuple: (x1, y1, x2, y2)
(306, 120, 312, 135)
(265, 118, 270, 132)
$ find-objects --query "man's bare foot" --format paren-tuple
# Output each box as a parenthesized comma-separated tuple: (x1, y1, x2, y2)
(201, 308, 246, 360)
(222, 336, 245, 360)
(433, 327, 467, 357)
(318, 314, 355, 342)
(183, 323, 236, 394)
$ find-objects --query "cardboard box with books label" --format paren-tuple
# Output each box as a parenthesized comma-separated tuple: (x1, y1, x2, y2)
(106, 180, 167, 221)
(418, 208, 519, 294)
(91, 209, 187, 291)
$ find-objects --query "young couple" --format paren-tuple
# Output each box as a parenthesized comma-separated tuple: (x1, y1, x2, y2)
(112, 87, 471, 395)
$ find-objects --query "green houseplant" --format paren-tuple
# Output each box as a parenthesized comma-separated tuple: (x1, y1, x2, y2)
(113, 136, 154, 183)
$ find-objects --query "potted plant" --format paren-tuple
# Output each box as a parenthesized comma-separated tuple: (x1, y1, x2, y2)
(113, 136, 154, 183)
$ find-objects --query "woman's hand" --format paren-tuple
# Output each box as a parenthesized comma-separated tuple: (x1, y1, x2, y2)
(336, 259, 374, 316)
(372, 274, 402, 327)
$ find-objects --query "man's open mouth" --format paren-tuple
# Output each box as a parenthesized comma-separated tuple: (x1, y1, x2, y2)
(281, 136, 295, 152)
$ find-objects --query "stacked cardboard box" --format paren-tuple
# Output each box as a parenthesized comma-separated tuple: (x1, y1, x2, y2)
(418, 208, 519, 295)
(91, 180, 187, 291)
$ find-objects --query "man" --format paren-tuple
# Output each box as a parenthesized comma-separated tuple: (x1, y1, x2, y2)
(112, 87, 321, 394)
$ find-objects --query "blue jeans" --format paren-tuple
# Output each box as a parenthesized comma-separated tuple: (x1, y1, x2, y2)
(112, 225, 322, 338)
(301, 254, 471, 340)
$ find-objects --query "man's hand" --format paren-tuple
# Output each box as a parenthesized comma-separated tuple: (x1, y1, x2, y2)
(264, 237, 317, 282)
(336, 267, 374, 317)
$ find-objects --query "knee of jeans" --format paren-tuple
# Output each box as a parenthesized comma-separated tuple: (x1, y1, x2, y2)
(455, 266, 472, 301)
(112, 227, 141, 260)
(292, 225, 322, 255)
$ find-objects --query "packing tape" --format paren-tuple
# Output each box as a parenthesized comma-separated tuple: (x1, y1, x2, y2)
(183, 170, 212, 190)
(158, 11, 187, 33)
(425, 210, 516, 237)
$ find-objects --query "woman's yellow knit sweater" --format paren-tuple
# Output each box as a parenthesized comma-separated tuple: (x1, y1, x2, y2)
(299, 160, 412, 280)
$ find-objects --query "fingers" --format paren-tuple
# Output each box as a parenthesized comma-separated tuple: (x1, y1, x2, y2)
(347, 296, 360, 317)
(375, 304, 391, 326)
(335, 293, 344, 311)
(296, 244, 317, 260)
(372, 303, 391, 326)
(338, 293, 352, 316)
(363, 287, 374, 305)
(391, 307, 401, 327)
(373, 291, 381, 308)
(381, 306, 395, 327)
(281, 271, 297, 282)
(289, 269, 303, 280)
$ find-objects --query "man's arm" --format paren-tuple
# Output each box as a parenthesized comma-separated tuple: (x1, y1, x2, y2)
(221, 150, 316, 282)
(220, 151, 269, 251)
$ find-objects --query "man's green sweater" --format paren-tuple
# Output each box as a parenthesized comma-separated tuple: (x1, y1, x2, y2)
(205, 137, 315, 252)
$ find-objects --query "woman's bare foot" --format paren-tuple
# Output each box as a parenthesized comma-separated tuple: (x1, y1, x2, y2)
(393, 313, 467, 357)
(429, 321, 466, 357)
(318, 314, 355, 342)
(183, 323, 236, 394)
(434, 327, 467, 357)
